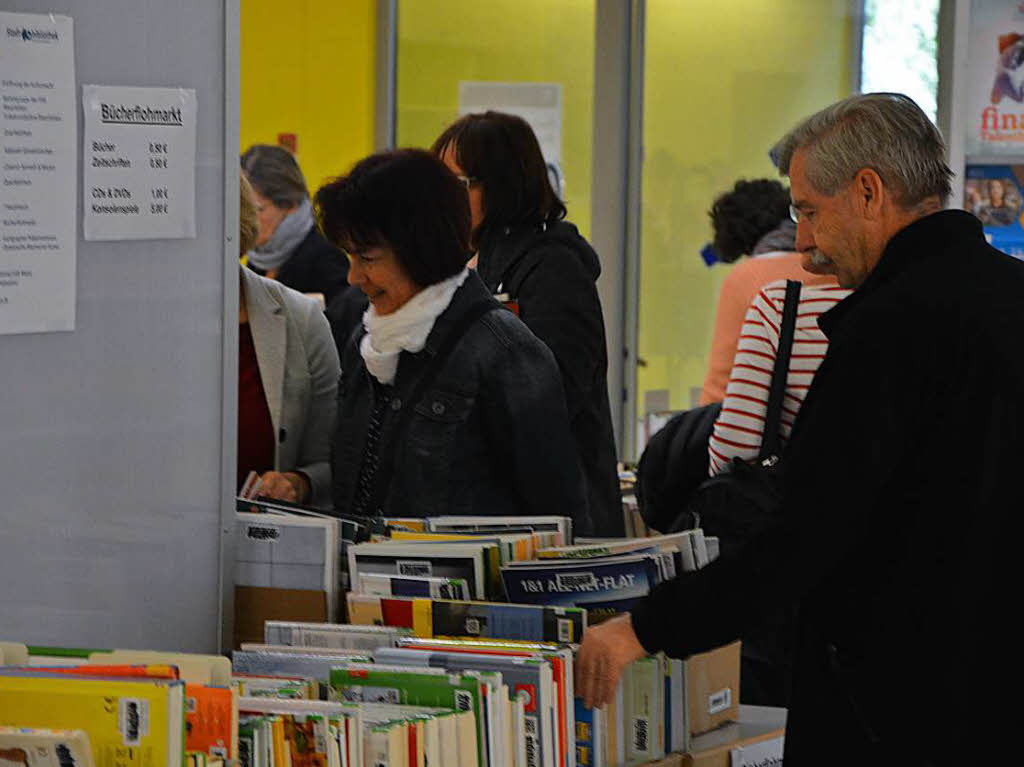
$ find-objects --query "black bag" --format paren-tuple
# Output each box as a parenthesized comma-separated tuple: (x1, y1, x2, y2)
(683, 279, 802, 553)
(636, 401, 721, 533)
(685, 279, 803, 707)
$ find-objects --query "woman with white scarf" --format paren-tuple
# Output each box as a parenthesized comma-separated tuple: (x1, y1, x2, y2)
(241, 144, 351, 304)
(317, 149, 590, 530)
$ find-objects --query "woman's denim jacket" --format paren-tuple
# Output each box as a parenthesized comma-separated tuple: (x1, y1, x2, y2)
(330, 272, 592, 532)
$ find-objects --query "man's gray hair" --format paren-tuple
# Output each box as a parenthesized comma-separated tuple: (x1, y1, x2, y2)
(772, 93, 952, 208)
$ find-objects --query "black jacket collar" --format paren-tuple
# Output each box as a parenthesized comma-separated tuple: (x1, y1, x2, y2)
(420, 271, 496, 357)
(819, 210, 985, 338)
(477, 220, 595, 292)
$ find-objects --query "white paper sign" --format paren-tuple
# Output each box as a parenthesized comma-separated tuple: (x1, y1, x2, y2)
(0, 12, 77, 335)
(731, 735, 784, 767)
(458, 81, 563, 195)
(82, 85, 196, 240)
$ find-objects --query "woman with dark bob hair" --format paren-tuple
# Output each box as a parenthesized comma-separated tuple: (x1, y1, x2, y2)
(315, 149, 589, 527)
(433, 111, 622, 536)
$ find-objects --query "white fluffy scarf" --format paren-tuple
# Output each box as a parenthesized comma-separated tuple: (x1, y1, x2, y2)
(360, 269, 470, 385)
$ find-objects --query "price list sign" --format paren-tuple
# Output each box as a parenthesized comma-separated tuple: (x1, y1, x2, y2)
(0, 11, 76, 335)
(82, 85, 196, 241)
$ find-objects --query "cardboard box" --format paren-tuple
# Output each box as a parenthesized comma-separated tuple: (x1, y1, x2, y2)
(679, 723, 784, 767)
(686, 641, 741, 736)
(233, 585, 327, 649)
(641, 755, 685, 767)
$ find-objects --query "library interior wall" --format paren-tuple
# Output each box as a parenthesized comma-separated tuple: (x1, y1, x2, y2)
(637, 0, 855, 419)
(240, 0, 377, 194)
(395, 0, 595, 241)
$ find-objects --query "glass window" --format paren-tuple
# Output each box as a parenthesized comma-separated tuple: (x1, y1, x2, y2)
(395, 0, 596, 238)
(634, 0, 858, 453)
(861, 0, 941, 122)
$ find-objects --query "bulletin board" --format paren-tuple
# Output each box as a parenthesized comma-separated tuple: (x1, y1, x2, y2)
(0, 0, 239, 652)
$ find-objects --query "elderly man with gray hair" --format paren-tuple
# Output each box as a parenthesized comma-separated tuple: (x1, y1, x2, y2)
(576, 93, 1019, 763)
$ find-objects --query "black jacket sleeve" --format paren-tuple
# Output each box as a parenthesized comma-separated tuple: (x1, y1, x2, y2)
(630, 310, 923, 656)
(479, 319, 592, 532)
(514, 246, 606, 423)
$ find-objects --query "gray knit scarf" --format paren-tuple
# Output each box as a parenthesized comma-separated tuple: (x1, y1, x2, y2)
(247, 198, 315, 272)
(751, 218, 797, 255)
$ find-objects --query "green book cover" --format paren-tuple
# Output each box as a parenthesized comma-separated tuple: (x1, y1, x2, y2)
(329, 665, 485, 766)
(26, 645, 110, 658)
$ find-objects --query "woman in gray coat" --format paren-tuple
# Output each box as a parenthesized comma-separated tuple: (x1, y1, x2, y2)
(237, 174, 340, 507)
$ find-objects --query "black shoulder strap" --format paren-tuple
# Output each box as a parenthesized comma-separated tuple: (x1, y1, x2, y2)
(368, 299, 499, 515)
(759, 279, 802, 462)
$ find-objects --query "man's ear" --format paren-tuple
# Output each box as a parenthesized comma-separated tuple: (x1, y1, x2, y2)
(853, 168, 885, 220)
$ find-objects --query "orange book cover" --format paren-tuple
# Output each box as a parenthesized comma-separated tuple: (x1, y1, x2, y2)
(11, 663, 179, 679)
(282, 716, 328, 767)
(185, 684, 238, 759)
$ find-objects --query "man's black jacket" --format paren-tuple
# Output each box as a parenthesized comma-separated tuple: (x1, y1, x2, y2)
(631, 211, 1021, 764)
(477, 221, 623, 536)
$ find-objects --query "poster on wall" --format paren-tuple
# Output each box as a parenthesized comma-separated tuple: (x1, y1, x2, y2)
(458, 81, 564, 197)
(82, 85, 197, 241)
(0, 12, 77, 335)
(963, 164, 1024, 258)
(967, 1, 1024, 154)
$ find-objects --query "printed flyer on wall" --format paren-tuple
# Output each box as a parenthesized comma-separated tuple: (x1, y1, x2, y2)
(967, 1, 1024, 154)
(963, 164, 1024, 259)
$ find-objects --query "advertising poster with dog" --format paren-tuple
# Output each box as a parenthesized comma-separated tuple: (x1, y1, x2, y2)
(963, 164, 1024, 258)
(968, 1, 1024, 154)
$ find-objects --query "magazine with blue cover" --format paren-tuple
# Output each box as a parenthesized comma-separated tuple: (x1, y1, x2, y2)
(500, 554, 661, 623)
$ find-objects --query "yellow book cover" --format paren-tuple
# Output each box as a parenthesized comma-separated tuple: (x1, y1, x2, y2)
(0, 675, 185, 767)
(90, 652, 231, 687)
(387, 532, 464, 542)
(410, 599, 433, 638)
(382, 518, 427, 533)
(271, 717, 289, 767)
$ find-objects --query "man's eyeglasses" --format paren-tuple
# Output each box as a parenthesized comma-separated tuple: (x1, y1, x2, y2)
(789, 204, 815, 224)
(456, 175, 478, 189)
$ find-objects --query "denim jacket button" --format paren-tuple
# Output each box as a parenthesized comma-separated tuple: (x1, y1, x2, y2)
(391, 398, 402, 411)
(432, 401, 445, 415)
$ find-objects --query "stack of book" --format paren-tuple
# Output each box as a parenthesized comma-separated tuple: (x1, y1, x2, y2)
(344, 515, 573, 603)
(233, 497, 374, 647)
(0, 647, 236, 767)
(1, 515, 732, 767)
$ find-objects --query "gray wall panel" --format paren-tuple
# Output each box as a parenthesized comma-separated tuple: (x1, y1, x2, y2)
(0, 0, 230, 652)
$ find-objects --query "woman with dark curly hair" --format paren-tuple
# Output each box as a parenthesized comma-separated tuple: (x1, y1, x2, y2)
(700, 179, 837, 404)
(316, 149, 589, 527)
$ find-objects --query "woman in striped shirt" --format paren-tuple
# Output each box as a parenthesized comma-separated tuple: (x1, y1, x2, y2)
(708, 279, 852, 475)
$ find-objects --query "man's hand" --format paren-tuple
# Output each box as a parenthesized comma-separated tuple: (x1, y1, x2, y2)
(258, 470, 310, 504)
(575, 613, 648, 709)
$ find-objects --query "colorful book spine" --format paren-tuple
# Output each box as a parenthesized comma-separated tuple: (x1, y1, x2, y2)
(329, 666, 485, 767)
(347, 594, 586, 644)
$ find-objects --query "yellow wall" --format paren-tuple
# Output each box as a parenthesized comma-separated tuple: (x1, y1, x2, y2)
(637, 0, 854, 420)
(395, 0, 595, 239)
(240, 0, 376, 195)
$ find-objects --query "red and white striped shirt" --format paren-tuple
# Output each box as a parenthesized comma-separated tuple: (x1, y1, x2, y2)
(708, 280, 852, 476)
